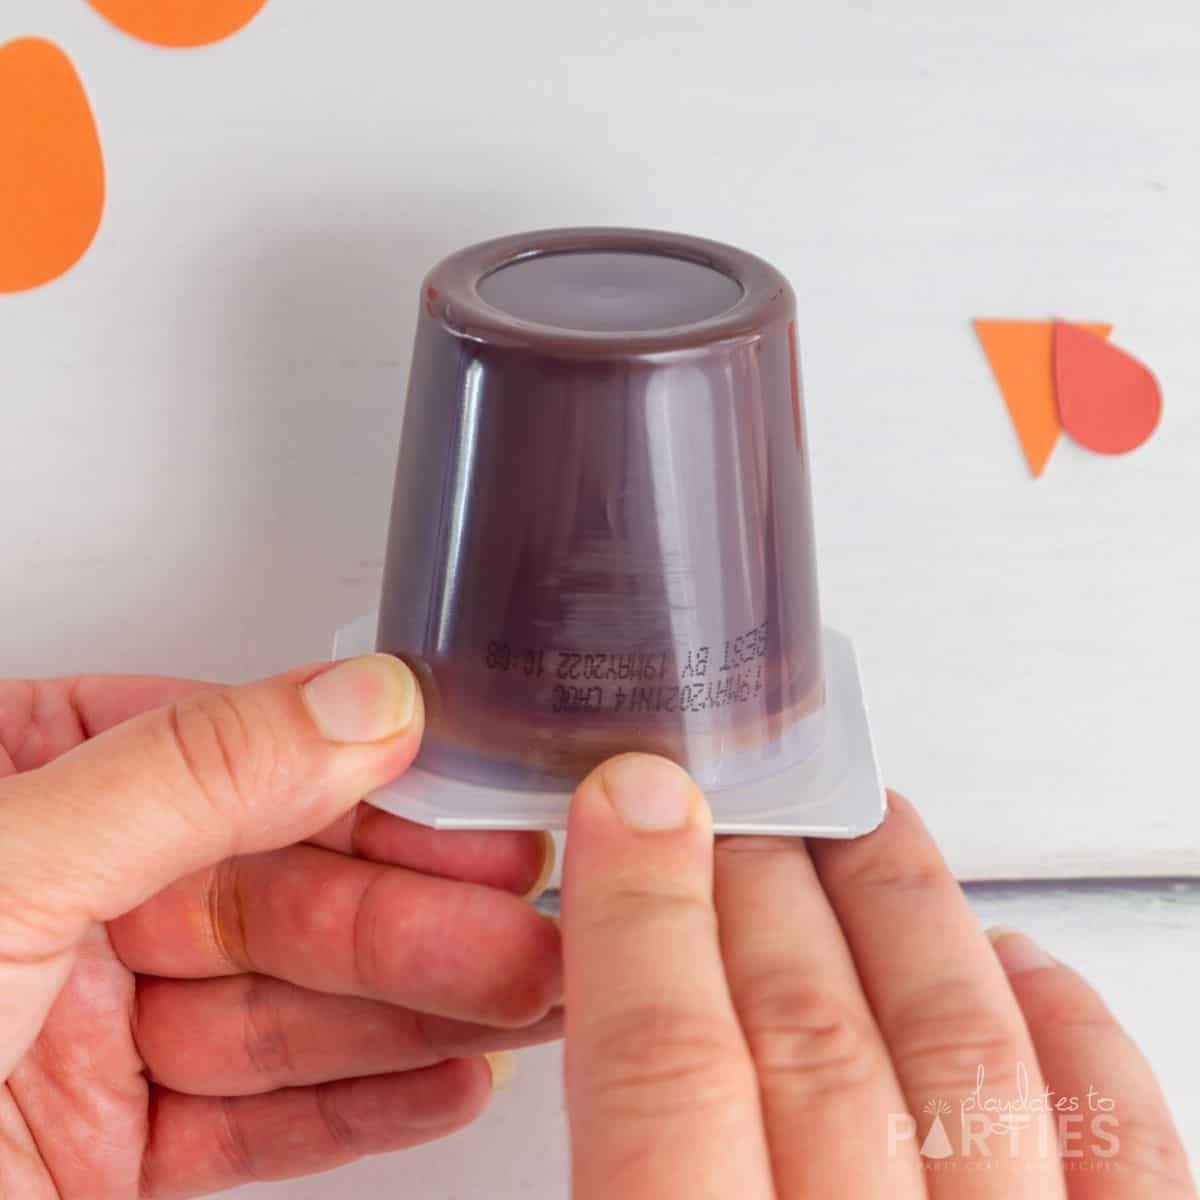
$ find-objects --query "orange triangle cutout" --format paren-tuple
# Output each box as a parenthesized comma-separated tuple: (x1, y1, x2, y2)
(975, 319, 1112, 477)
(1053, 321, 1162, 455)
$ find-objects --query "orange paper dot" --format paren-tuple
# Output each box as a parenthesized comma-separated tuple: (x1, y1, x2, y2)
(0, 38, 105, 294)
(86, 0, 270, 48)
(974, 319, 1112, 477)
(1053, 321, 1162, 456)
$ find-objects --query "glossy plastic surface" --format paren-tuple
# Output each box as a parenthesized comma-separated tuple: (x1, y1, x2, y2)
(338, 613, 884, 837)
(377, 228, 829, 811)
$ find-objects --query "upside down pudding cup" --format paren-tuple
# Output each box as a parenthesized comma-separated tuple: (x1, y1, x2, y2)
(336, 227, 885, 837)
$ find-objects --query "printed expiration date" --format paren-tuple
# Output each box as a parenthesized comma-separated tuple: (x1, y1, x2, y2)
(484, 621, 769, 714)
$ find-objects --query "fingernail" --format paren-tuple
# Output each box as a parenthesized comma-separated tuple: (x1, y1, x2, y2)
(485, 1051, 516, 1090)
(601, 754, 695, 832)
(302, 654, 419, 743)
(986, 926, 1056, 974)
(523, 833, 558, 903)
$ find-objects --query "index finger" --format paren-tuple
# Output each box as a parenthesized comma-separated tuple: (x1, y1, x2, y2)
(69, 673, 218, 734)
(0, 674, 218, 775)
(561, 754, 774, 1200)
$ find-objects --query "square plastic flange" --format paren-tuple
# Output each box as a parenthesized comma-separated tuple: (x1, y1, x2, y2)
(333, 615, 886, 838)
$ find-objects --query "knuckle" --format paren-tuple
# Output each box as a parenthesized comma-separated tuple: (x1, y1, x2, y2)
(215, 1095, 260, 1182)
(598, 886, 715, 923)
(837, 846, 949, 894)
(582, 891, 718, 966)
(582, 1003, 750, 1122)
(159, 690, 279, 825)
(736, 967, 881, 1098)
(1104, 1114, 1194, 1194)
(0, 888, 76, 966)
(240, 976, 295, 1082)
(717, 834, 805, 860)
(350, 868, 393, 996)
(0, 678, 35, 768)
(0, 677, 74, 772)
(314, 1082, 359, 1154)
(207, 859, 250, 970)
(1012, 968, 1114, 1032)
(888, 981, 1026, 1095)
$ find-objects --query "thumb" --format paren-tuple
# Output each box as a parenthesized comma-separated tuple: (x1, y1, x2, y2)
(561, 754, 772, 1200)
(0, 653, 423, 950)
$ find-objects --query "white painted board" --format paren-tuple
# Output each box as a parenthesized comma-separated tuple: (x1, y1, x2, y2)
(2, 0, 1197, 886)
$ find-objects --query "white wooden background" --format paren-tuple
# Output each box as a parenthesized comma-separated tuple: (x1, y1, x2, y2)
(3, 0, 1198, 1193)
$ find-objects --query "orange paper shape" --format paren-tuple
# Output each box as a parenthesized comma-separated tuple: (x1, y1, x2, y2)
(1053, 320, 1162, 456)
(86, 0, 270, 48)
(0, 38, 105, 294)
(974, 319, 1112, 476)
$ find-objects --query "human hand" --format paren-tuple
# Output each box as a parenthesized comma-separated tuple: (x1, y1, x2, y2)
(0, 658, 561, 1199)
(561, 754, 1194, 1199)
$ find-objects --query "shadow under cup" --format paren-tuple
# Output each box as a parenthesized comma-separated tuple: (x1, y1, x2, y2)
(359, 227, 882, 835)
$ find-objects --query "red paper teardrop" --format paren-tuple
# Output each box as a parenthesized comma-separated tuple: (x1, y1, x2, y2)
(1053, 320, 1162, 455)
